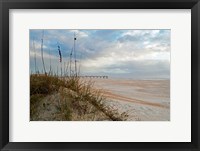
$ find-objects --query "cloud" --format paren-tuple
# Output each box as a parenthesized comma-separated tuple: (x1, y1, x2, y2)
(30, 29, 170, 79)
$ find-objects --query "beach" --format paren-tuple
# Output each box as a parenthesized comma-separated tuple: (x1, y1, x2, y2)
(84, 78, 170, 121)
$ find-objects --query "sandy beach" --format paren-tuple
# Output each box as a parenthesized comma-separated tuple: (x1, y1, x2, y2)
(84, 78, 170, 121)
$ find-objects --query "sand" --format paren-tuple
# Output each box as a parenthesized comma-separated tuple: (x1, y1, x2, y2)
(83, 78, 170, 121)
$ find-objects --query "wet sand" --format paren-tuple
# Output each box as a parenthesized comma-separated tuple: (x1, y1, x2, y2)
(84, 78, 170, 121)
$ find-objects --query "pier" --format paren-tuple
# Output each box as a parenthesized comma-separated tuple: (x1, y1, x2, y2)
(78, 76, 108, 79)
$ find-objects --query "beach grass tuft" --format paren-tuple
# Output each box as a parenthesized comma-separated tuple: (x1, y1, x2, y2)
(30, 74, 127, 121)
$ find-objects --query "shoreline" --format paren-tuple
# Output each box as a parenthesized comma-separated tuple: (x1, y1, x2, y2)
(83, 78, 170, 121)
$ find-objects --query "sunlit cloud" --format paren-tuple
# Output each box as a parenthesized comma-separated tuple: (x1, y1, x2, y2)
(30, 29, 170, 79)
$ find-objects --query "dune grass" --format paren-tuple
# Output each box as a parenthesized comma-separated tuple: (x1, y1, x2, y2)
(30, 74, 128, 121)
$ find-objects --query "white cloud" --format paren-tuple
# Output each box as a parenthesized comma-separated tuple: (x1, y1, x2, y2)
(69, 30, 89, 38)
(30, 29, 170, 79)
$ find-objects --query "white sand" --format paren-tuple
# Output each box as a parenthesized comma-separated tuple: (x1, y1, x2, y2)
(83, 78, 170, 121)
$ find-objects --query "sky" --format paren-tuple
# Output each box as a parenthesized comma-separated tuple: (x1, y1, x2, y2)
(29, 29, 170, 79)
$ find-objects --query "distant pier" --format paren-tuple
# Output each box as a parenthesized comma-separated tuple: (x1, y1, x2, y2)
(78, 76, 108, 79)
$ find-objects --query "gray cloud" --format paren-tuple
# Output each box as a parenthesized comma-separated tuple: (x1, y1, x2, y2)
(30, 29, 170, 79)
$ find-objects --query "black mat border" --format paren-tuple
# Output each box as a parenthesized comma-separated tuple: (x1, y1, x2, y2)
(0, 0, 199, 150)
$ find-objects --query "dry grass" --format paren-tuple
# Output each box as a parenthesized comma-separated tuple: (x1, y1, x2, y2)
(30, 74, 65, 95)
(30, 74, 128, 121)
